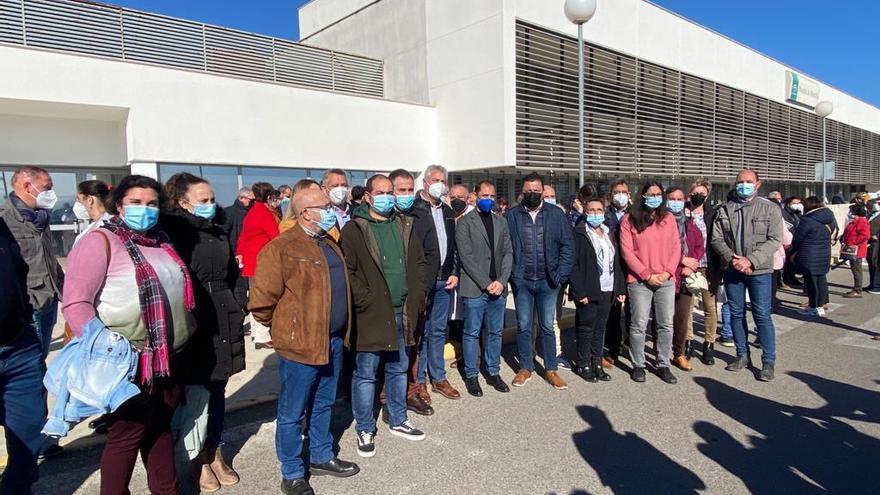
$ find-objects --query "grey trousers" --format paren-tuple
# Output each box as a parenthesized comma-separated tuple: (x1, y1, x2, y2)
(627, 280, 675, 368)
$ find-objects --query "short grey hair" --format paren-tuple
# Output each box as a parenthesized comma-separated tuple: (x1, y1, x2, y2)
(322, 168, 348, 186)
(424, 164, 447, 180)
(12, 165, 49, 185)
(238, 187, 252, 196)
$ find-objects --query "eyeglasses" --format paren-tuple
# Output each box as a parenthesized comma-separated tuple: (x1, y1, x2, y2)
(305, 205, 333, 212)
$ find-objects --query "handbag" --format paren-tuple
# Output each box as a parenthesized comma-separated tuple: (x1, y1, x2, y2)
(840, 245, 859, 262)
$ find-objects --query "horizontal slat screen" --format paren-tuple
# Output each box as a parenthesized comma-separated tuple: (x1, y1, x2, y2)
(515, 20, 879, 184)
(0, 0, 384, 98)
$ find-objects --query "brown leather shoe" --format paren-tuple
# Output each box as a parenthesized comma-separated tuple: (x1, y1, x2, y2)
(431, 380, 461, 400)
(192, 451, 220, 493)
(843, 290, 862, 298)
(512, 369, 532, 387)
(208, 448, 240, 486)
(601, 357, 614, 369)
(873, 334, 880, 341)
(673, 355, 693, 371)
(406, 394, 435, 416)
(417, 382, 432, 405)
(545, 370, 568, 390)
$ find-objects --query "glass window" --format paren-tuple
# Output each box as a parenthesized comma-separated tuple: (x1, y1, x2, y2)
(201, 166, 240, 207)
(241, 167, 308, 191)
(159, 163, 200, 182)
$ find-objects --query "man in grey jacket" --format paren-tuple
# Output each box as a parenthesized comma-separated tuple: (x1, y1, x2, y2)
(711, 168, 782, 381)
(456, 180, 513, 397)
(0, 166, 64, 359)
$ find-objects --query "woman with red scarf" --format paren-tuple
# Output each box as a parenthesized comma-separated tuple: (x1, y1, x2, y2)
(63, 175, 194, 495)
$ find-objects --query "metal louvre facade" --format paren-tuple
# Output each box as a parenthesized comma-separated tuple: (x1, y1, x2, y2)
(0, 0, 384, 98)
(515, 21, 880, 184)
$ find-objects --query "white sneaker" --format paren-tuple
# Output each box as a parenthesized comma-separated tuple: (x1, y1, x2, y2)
(356, 430, 375, 458)
(816, 306, 826, 317)
(798, 307, 818, 317)
(388, 420, 426, 441)
(556, 353, 572, 370)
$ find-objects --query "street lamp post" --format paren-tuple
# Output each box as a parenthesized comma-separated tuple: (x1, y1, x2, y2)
(815, 100, 834, 203)
(564, 0, 597, 188)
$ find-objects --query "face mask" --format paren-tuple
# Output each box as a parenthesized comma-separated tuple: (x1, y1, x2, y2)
(329, 186, 348, 206)
(521, 191, 542, 209)
(280, 197, 291, 212)
(667, 200, 685, 214)
(370, 194, 395, 216)
(736, 182, 756, 198)
(451, 198, 468, 215)
(73, 201, 90, 221)
(123, 205, 159, 232)
(31, 187, 58, 210)
(789, 203, 804, 213)
(689, 194, 706, 207)
(316, 208, 337, 233)
(613, 193, 629, 208)
(545, 198, 557, 206)
(428, 182, 447, 200)
(395, 194, 415, 211)
(193, 203, 216, 220)
(477, 198, 495, 214)
(586, 214, 605, 228)
(644, 196, 663, 210)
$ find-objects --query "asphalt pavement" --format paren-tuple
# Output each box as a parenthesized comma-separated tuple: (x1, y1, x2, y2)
(29, 268, 880, 494)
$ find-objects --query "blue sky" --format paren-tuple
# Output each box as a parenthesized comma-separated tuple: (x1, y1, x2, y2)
(109, 0, 879, 107)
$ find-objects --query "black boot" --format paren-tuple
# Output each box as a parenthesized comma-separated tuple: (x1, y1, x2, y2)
(684, 340, 695, 360)
(701, 341, 715, 366)
(592, 361, 611, 382)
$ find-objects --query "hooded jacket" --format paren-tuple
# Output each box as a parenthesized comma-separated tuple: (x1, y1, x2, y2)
(791, 206, 838, 275)
(339, 204, 428, 352)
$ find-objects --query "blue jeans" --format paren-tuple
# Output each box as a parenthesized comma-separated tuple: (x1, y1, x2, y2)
(0, 330, 46, 493)
(418, 280, 452, 383)
(462, 293, 506, 379)
(33, 299, 58, 360)
(276, 334, 343, 480)
(720, 302, 746, 340)
(513, 279, 560, 372)
(352, 315, 408, 433)
(724, 271, 776, 364)
(204, 379, 228, 450)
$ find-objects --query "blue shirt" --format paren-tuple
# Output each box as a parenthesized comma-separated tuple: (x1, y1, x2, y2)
(318, 239, 348, 334)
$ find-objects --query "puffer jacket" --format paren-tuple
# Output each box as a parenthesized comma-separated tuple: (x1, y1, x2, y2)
(791, 206, 838, 275)
(842, 215, 870, 259)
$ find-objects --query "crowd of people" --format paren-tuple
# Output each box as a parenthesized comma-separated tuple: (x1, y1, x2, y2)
(1, 164, 877, 495)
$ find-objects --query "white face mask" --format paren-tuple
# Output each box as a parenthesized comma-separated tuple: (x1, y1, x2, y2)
(790, 204, 804, 213)
(73, 201, 90, 220)
(613, 193, 630, 208)
(30, 187, 58, 210)
(328, 186, 348, 206)
(428, 182, 448, 200)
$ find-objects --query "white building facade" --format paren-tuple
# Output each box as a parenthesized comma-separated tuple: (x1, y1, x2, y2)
(1, 0, 879, 254)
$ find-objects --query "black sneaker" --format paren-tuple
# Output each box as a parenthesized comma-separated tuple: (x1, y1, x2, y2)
(700, 342, 715, 366)
(485, 374, 510, 393)
(631, 367, 646, 383)
(281, 477, 315, 495)
(356, 430, 375, 458)
(759, 363, 775, 382)
(38, 444, 64, 460)
(389, 420, 426, 441)
(593, 365, 611, 382)
(725, 354, 749, 372)
(656, 367, 677, 384)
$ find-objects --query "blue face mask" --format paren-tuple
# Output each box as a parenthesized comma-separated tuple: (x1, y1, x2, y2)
(317, 208, 337, 233)
(193, 203, 216, 220)
(477, 198, 495, 213)
(644, 196, 663, 210)
(586, 214, 605, 228)
(736, 182, 756, 198)
(370, 194, 395, 216)
(123, 205, 159, 232)
(395, 194, 415, 211)
(667, 200, 685, 214)
(545, 198, 557, 206)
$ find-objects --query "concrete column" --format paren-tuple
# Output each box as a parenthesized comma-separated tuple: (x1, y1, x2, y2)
(129, 161, 158, 179)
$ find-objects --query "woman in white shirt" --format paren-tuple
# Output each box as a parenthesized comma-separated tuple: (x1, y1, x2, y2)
(73, 180, 111, 247)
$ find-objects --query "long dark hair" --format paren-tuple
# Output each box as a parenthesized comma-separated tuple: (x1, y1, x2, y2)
(629, 181, 669, 233)
(163, 172, 208, 211)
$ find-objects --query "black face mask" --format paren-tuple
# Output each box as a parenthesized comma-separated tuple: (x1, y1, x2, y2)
(450, 198, 468, 215)
(689, 194, 706, 207)
(522, 192, 542, 209)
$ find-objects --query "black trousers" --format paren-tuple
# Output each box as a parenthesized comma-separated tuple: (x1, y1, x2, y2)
(803, 272, 828, 309)
(867, 245, 877, 289)
(604, 293, 629, 360)
(575, 292, 613, 368)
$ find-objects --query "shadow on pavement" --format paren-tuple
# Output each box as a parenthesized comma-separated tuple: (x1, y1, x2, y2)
(572, 405, 705, 494)
(693, 373, 880, 493)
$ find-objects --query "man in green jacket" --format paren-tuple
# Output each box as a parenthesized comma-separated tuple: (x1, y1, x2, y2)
(339, 174, 428, 458)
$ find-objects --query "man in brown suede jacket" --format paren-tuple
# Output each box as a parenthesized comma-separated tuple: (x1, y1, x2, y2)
(339, 174, 428, 458)
(249, 188, 360, 495)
